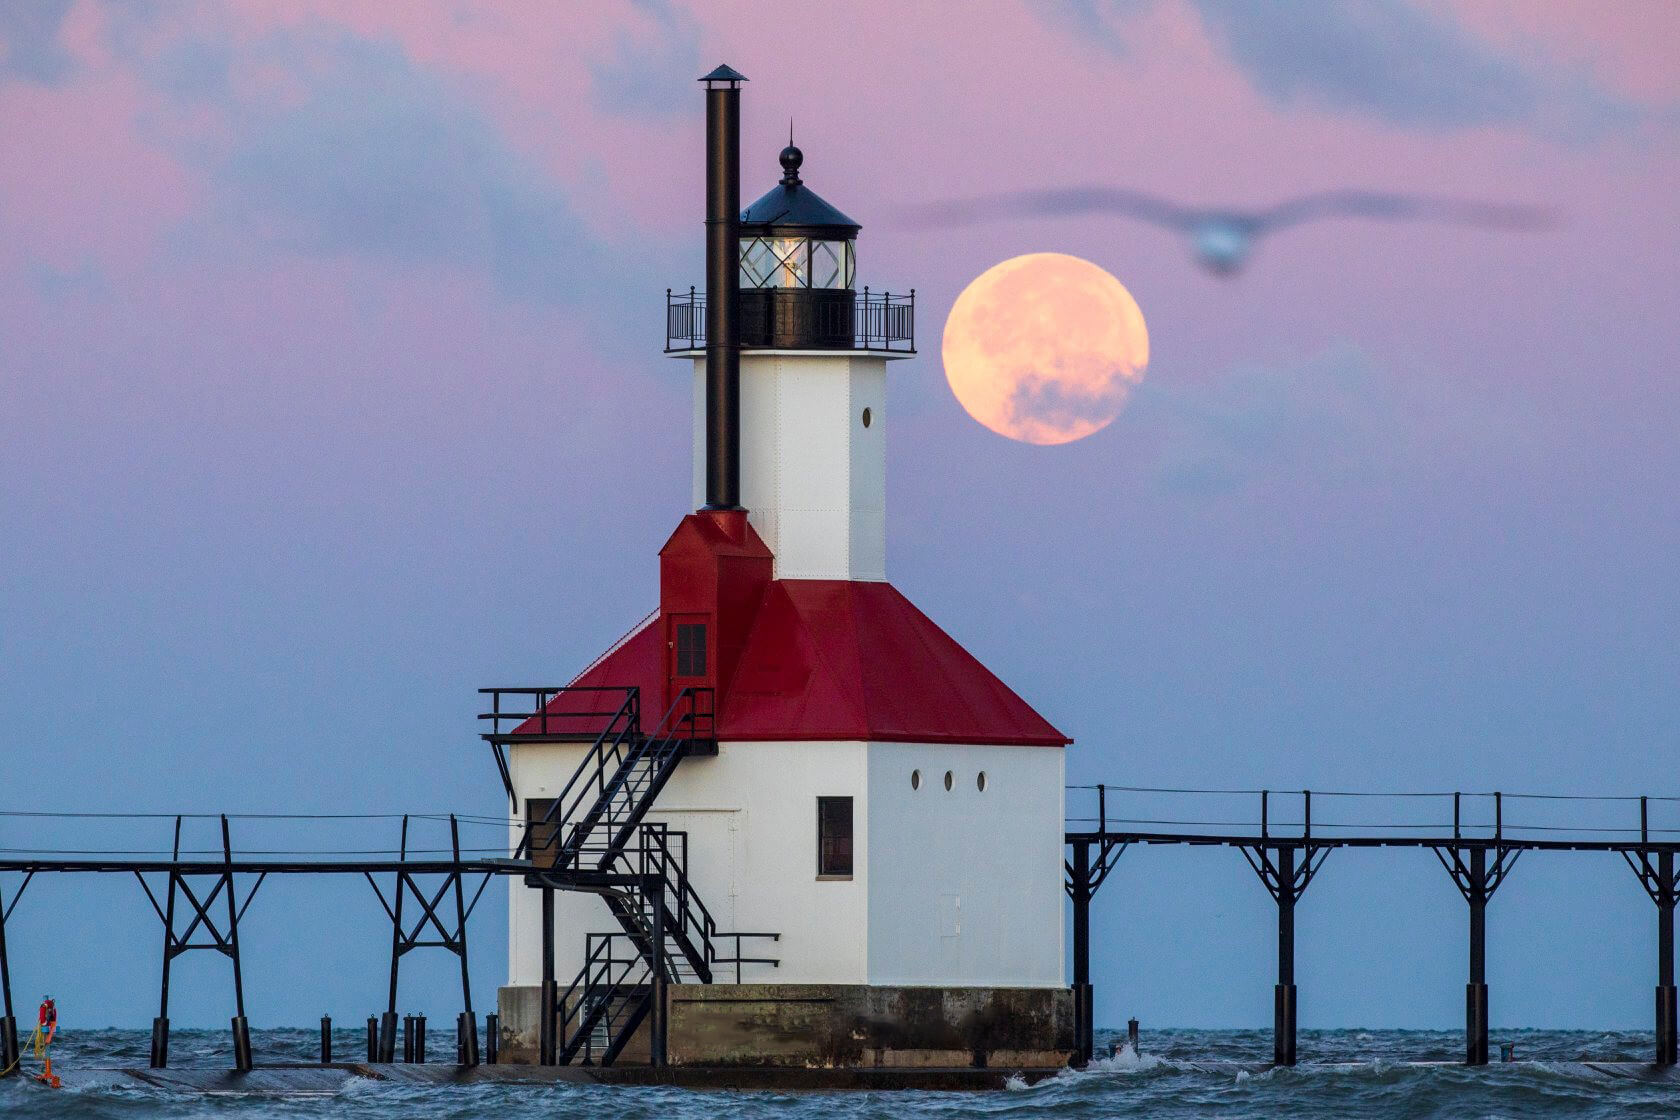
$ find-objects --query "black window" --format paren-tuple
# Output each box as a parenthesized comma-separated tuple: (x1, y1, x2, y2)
(676, 623, 708, 678)
(817, 796, 853, 878)
(526, 798, 559, 869)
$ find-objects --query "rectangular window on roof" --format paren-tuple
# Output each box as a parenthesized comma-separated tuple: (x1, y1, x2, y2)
(817, 796, 853, 878)
(676, 623, 708, 678)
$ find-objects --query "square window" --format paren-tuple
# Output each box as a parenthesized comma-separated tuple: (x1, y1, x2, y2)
(817, 796, 853, 878)
(676, 623, 708, 678)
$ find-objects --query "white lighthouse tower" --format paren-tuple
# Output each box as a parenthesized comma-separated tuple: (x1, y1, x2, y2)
(493, 67, 1071, 1071)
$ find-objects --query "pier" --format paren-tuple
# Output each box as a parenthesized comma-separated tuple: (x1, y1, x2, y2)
(1065, 785, 1680, 1069)
(3, 770, 1678, 1079)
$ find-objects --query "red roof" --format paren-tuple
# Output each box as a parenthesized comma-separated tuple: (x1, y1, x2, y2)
(534, 580, 1068, 747)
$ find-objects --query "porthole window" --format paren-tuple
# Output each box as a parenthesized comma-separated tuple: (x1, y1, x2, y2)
(861, 407, 872, 428)
(943, 770, 954, 791)
(911, 769, 921, 790)
(977, 772, 988, 792)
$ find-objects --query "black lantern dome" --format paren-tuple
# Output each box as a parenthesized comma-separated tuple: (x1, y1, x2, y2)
(736, 146, 860, 348)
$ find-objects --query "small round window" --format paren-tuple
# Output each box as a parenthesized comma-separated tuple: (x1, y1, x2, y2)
(943, 770, 954, 791)
(861, 407, 873, 428)
(977, 772, 988, 792)
(911, 769, 921, 790)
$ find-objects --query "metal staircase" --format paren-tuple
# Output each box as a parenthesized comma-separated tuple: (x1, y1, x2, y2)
(482, 684, 777, 1064)
(555, 691, 713, 872)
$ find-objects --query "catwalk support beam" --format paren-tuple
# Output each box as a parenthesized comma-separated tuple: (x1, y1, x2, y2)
(0, 873, 26, 1078)
(1435, 796, 1518, 1067)
(1064, 804, 1127, 1068)
(1625, 799, 1678, 1065)
(1242, 804, 1328, 1068)
(539, 886, 557, 1066)
(366, 816, 491, 1066)
(1069, 840, 1092, 1067)
(135, 817, 263, 1071)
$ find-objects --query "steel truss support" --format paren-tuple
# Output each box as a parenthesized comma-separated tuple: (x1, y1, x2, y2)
(0, 871, 33, 1078)
(364, 816, 491, 1065)
(134, 817, 263, 1071)
(1434, 794, 1519, 1067)
(1242, 831, 1329, 1066)
(1623, 798, 1678, 1065)
(1064, 830, 1128, 1067)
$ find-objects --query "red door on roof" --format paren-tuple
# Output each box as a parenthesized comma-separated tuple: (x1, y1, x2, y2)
(667, 613, 711, 716)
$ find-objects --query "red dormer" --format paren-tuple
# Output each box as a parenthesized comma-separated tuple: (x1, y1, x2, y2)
(656, 509, 773, 720)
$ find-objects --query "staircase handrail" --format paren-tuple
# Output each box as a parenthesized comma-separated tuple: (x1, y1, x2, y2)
(516, 688, 642, 864)
(555, 931, 649, 1064)
(635, 822, 716, 978)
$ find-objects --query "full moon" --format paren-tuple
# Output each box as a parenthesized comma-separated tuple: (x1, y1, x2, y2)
(941, 253, 1148, 445)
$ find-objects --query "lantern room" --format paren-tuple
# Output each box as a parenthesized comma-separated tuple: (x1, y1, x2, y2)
(736, 145, 860, 349)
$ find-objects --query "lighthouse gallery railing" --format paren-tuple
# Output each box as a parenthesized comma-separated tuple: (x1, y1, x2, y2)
(665, 287, 915, 353)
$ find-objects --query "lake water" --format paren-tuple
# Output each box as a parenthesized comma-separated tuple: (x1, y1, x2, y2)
(3, 1026, 1674, 1118)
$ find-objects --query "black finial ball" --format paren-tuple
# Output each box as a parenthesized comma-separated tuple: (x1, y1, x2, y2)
(779, 144, 803, 183)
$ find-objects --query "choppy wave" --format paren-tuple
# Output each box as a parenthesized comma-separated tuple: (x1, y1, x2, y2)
(1, 1027, 1673, 1119)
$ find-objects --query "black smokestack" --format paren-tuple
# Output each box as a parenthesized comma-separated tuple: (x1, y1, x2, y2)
(702, 65, 744, 510)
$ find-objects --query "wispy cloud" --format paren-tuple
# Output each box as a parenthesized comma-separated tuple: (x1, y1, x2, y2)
(154, 30, 612, 305)
(1053, 0, 1667, 140)
(28, 256, 109, 302)
(1130, 343, 1521, 496)
(0, 0, 75, 85)
(589, 0, 702, 118)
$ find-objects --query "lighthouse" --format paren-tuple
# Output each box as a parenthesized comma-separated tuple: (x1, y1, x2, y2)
(490, 67, 1072, 1070)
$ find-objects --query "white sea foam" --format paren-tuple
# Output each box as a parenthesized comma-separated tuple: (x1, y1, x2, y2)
(1089, 1042, 1165, 1073)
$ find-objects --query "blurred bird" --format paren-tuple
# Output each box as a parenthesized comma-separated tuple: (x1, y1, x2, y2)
(903, 188, 1553, 276)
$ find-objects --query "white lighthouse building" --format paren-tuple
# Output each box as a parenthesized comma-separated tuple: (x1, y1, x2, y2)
(492, 67, 1071, 1070)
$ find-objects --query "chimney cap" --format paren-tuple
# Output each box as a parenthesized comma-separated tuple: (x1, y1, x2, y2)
(699, 64, 748, 87)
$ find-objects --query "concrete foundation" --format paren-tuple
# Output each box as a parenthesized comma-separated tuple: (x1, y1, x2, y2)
(498, 984, 1073, 1069)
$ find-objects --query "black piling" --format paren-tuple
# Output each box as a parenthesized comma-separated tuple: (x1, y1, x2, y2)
(232, 1015, 253, 1073)
(1127, 1017, 1139, 1054)
(1659, 846, 1677, 1064)
(320, 1015, 332, 1064)
(1069, 839, 1094, 1067)
(0, 1017, 16, 1080)
(402, 1014, 416, 1063)
(149, 1017, 169, 1069)
(458, 1010, 480, 1066)
(485, 1013, 500, 1065)
(1274, 844, 1298, 1067)
(378, 1010, 397, 1063)
(1466, 846, 1490, 1066)
(539, 887, 557, 1066)
(366, 1016, 378, 1064)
